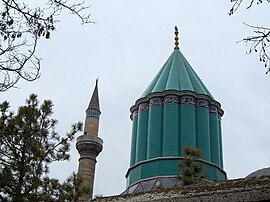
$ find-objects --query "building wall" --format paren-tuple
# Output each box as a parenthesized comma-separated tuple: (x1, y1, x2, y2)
(92, 177, 270, 202)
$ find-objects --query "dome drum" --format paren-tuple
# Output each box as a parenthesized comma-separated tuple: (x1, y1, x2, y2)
(127, 90, 225, 186)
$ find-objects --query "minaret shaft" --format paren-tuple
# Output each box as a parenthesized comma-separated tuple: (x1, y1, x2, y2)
(84, 113, 99, 136)
(77, 157, 96, 199)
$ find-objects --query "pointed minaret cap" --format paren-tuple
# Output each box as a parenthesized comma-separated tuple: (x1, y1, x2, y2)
(87, 79, 100, 112)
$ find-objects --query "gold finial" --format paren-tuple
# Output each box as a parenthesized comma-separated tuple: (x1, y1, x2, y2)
(174, 26, 179, 49)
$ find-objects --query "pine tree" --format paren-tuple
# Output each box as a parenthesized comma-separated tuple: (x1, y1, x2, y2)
(178, 147, 205, 186)
(0, 94, 84, 201)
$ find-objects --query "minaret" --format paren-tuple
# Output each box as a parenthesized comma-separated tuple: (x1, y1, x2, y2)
(76, 79, 103, 201)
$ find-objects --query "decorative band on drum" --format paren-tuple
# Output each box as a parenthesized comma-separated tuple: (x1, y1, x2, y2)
(164, 96, 179, 105)
(209, 105, 218, 114)
(197, 99, 209, 109)
(139, 103, 149, 112)
(180, 96, 196, 106)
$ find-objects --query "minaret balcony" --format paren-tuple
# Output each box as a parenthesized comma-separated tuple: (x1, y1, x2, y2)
(76, 135, 103, 157)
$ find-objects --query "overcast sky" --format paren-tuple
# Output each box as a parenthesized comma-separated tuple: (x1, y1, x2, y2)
(1, 0, 270, 197)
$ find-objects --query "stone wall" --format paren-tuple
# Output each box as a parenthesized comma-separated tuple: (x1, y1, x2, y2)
(92, 176, 270, 202)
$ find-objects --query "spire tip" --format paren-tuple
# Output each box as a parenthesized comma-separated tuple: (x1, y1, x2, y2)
(174, 26, 179, 49)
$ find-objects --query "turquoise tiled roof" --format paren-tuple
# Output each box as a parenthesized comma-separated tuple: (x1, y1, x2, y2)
(141, 49, 213, 99)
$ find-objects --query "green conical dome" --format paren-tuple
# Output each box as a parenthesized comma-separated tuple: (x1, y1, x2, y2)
(141, 49, 213, 99)
(125, 28, 226, 194)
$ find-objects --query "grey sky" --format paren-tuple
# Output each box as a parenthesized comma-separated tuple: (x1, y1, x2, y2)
(1, 0, 270, 197)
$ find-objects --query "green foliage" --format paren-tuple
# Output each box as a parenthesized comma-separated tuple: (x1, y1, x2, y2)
(178, 147, 205, 186)
(0, 94, 83, 201)
(39, 172, 89, 202)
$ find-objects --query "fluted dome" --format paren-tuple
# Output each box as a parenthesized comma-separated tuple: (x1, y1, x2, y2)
(125, 28, 226, 194)
(141, 49, 213, 99)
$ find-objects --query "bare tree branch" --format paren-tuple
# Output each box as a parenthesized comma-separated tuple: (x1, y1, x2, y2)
(239, 23, 270, 73)
(229, 0, 270, 15)
(0, 0, 92, 91)
(229, 0, 270, 74)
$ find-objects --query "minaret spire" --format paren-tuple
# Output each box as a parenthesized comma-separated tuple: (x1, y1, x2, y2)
(174, 26, 179, 49)
(76, 80, 103, 201)
(87, 78, 100, 112)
